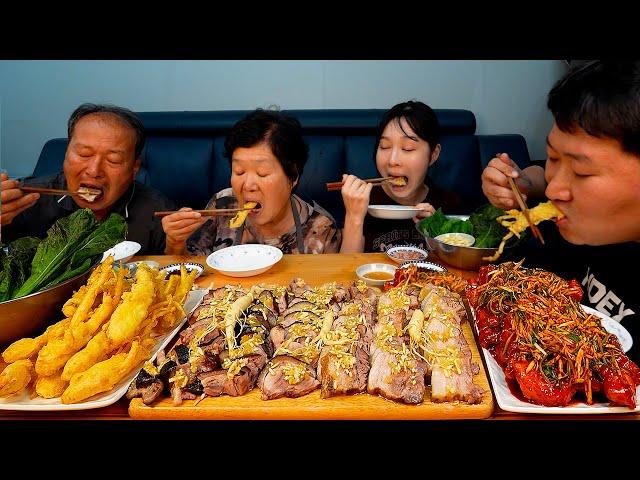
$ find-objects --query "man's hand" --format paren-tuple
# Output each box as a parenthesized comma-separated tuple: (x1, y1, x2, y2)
(481, 153, 533, 210)
(1, 172, 40, 226)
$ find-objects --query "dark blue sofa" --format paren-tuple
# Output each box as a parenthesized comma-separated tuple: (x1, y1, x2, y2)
(33, 109, 531, 226)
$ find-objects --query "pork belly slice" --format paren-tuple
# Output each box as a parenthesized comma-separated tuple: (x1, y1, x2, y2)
(420, 287, 484, 404)
(257, 356, 320, 400)
(318, 299, 375, 398)
(368, 324, 428, 404)
(367, 292, 428, 404)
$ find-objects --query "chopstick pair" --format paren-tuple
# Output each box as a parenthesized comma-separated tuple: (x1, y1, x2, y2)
(507, 176, 545, 244)
(19, 185, 100, 197)
(153, 207, 256, 218)
(325, 176, 404, 192)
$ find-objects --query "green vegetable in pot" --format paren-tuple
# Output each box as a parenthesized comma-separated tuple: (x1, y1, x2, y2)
(0, 237, 41, 302)
(12, 209, 126, 299)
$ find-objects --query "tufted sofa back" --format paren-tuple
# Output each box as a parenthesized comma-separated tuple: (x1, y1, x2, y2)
(33, 109, 531, 226)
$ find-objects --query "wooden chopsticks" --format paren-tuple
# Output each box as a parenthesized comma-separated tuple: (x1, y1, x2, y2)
(19, 186, 98, 197)
(153, 207, 256, 218)
(507, 177, 545, 244)
(325, 176, 403, 192)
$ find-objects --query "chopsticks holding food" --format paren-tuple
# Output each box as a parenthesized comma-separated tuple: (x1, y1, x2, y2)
(153, 207, 257, 218)
(325, 176, 407, 192)
(507, 176, 545, 244)
(19, 185, 101, 201)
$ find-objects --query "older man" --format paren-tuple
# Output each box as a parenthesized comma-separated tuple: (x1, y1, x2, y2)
(0, 103, 175, 254)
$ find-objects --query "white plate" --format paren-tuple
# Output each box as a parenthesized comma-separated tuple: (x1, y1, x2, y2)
(473, 304, 639, 414)
(367, 205, 422, 220)
(583, 305, 633, 352)
(206, 244, 283, 277)
(0, 289, 207, 411)
(101, 240, 141, 263)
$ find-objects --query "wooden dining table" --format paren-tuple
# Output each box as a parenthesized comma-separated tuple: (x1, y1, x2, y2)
(1, 252, 638, 421)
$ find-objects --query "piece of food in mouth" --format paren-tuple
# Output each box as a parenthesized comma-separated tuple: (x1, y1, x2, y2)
(76, 186, 102, 202)
(483, 201, 565, 262)
(229, 201, 258, 228)
(388, 176, 408, 186)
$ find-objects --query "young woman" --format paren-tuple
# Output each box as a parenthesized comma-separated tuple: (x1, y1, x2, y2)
(162, 109, 341, 255)
(340, 100, 463, 253)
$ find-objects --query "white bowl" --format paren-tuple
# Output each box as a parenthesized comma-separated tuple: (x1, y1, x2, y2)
(101, 240, 141, 263)
(160, 262, 205, 279)
(206, 244, 283, 278)
(367, 205, 422, 220)
(355, 263, 397, 287)
(434, 232, 476, 247)
(386, 246, 429, 264)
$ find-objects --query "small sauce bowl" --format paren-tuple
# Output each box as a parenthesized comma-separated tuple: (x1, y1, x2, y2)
(355, 263, 397, 287)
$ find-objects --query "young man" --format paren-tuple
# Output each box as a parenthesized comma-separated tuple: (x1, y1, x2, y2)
(480, 60, 640, 364)
(1, 103, 175, 254)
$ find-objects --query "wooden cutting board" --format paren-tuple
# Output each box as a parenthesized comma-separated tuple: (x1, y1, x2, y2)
(128, 253, 493, 419)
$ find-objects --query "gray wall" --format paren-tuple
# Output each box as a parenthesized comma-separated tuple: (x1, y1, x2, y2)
(0, 60, 566, 178)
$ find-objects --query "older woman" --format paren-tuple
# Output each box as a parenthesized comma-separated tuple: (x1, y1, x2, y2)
(162, 109, 341, 255)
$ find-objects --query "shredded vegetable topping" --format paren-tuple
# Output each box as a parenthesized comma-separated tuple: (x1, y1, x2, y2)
(474, 261, 622, 402)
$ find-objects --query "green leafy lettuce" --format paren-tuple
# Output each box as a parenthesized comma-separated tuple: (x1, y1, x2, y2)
(0, 237, 41, 301)
(12, 209, 126, 299)
(416, 204, 527, 249)
(416, 209, 473, 237)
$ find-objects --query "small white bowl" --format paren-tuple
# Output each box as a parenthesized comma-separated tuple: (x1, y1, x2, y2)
(160, 262, 205, 279)
(434, 232, 476, 247)
(355, 263, 397, 287)
(206, 244, 283, 278)
(101, 240, 141, 263)
(386, 246, 429, 264)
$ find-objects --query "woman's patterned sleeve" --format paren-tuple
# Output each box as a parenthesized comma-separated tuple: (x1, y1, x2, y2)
(303, 212, 342, 254)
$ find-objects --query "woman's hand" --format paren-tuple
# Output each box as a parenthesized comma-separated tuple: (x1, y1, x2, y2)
(412, 202, 435, 223)
(339, 174, 372, 253)
(481, 153, 533, 210)
(162, 207, 208, 254)
(0, 172, 40, 226)
(341, 174, 372, 221)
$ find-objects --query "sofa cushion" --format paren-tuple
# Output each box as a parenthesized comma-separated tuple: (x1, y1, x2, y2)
(142, 137, 214, 207)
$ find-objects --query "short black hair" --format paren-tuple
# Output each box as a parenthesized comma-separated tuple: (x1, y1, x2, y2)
(224, 108, 309, 188)
(67, 103, 146, 158)
(374, 100, 441, 156)
(548, 60, 640, 157)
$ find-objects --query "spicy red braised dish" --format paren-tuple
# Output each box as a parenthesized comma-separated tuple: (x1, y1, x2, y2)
(466, 261, 640, 408)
